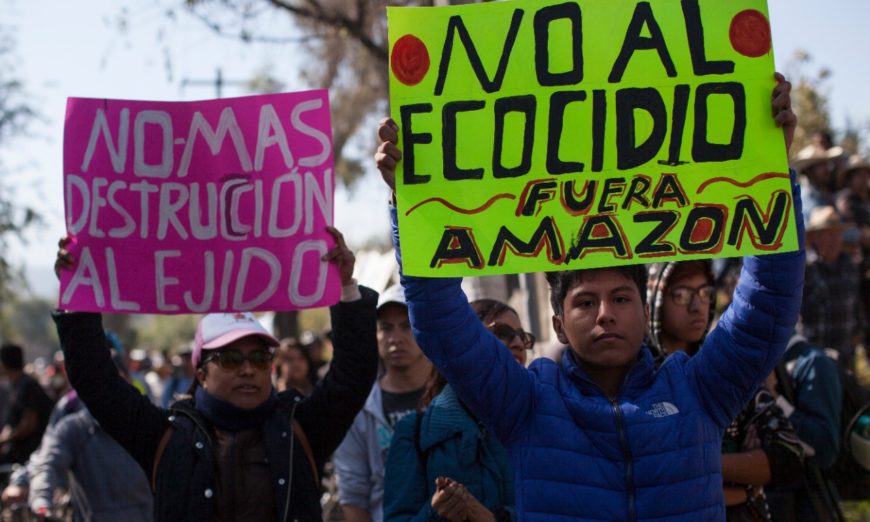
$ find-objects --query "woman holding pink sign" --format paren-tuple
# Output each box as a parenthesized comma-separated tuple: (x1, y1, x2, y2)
(52, 226, 379, 522)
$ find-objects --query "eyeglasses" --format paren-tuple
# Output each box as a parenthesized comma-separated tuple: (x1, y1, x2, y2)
(201, 349, 275, 371)
(487, 322, 535, 350)
(668, 285, 715, 306)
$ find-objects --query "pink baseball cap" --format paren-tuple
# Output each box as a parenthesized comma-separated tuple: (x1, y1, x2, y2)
(192, 312, 280, 368)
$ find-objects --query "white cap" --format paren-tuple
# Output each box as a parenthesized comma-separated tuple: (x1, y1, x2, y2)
(192, 312, 279, 368)
(377, 284, 407, 311)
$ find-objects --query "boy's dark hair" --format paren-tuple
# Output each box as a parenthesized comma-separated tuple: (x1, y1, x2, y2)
(0, 344, 24, 370)
(546, 265, 648, 316)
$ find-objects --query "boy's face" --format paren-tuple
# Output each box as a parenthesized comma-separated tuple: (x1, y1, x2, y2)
(552, 269, 648, 372)
(377, 303, 427, 373)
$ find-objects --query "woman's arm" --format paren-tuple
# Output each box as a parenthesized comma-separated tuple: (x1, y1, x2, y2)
(52, 311, 169, 475)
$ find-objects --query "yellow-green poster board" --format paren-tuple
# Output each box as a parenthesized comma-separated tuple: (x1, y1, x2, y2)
(387, 0, 794, 277)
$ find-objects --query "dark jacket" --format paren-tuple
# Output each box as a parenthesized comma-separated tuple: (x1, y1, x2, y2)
(766, 336, 845, 521)
(3, 374, 54, 464)
(779, 336, 843, 468)
(52, 286, 379, 522)
(384, 385, 515, 522)
(721, 387, 805, 521)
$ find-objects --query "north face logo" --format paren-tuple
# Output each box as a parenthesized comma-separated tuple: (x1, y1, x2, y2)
(646, 402, 680, 418)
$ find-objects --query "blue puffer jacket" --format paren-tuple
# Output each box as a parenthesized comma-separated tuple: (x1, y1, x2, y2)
(390, 195, 805, 521)
(384, 385, 515, 521)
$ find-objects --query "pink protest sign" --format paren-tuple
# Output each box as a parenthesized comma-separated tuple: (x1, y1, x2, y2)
(61, 90, 339, 314)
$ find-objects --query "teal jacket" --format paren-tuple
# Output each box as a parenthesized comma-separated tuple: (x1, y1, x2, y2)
(384, 385, 515, 522)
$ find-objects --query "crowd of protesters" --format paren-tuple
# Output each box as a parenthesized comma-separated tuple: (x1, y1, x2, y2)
(0, 75, 866, 522)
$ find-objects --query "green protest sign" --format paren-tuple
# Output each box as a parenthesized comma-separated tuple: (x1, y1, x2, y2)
(387, 0, 794, 277)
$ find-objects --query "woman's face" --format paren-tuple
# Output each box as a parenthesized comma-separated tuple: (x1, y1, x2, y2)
(197, 336, 274, 410)
(283, 347, 311, 384)
(490, 310, 530, 366)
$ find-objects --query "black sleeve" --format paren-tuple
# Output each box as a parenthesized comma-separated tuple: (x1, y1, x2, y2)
(52, 311, 169, 474)
(296, 286, 379, 467)
(18, 379, 53, 423)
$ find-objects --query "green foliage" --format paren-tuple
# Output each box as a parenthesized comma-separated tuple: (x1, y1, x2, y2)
(133, 314, 200, 354)
(172, 1, 486, 186)
(786, 50, 833, 154)
(785, 50, 867, 156)
(0, 25, 41, 304)
(298, 308, 330, 338)
(0, 293, 59, 362)
(843, 501, 870, 522)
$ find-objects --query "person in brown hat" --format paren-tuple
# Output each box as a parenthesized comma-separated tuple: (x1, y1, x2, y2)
(53, 227, 380, 522)
(836, 154, 870, 348)
(791, 144, 844, 223)
(836, 155, 870, 232)
(798, 206, 865, 369)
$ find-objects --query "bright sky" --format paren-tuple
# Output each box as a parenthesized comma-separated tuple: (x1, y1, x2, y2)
(5, 0, 870, 298)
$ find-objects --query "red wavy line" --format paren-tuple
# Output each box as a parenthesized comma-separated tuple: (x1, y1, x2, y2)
(696, 172, 789, 194)
(405, 193, 515, 217)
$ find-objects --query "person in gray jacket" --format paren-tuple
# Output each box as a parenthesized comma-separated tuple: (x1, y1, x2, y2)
(334, 285, 432, 522)
(28, 407, 153, 521)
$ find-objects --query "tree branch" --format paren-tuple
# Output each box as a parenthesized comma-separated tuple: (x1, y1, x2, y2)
(267, 0, 388, 62)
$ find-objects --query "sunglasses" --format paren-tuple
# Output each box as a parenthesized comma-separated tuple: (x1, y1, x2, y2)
(487, 322, 535, 350)
(201, 349, 275, 371)
(668, 285, 715, 307)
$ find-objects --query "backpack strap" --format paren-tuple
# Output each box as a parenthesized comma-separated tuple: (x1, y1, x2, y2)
(775, 361, 796, 403)
(776, 345, 847, 522)
(152, 427, 174, 491)
(291, 419, 320, 487)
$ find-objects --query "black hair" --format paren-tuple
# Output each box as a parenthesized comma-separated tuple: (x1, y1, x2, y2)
(812, 129, 835, 149)
(277, 338, 318, 389)
(545, 265, 648, 317)
(0, 344, 24, 370)
(469, 298, 519, 325)
(186, 366, 205, 395)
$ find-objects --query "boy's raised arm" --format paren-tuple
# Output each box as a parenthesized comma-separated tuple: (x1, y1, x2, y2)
(688, 75, 805, 426)
(378, 120, 535, 442)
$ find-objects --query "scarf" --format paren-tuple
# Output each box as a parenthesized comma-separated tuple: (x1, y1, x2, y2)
(195, 386, 277, 433)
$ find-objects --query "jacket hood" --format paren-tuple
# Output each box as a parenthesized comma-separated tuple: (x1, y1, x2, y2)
(362, 381, 388, 426)
(645, 260, 716, 360)
(419, 385, 480, 453)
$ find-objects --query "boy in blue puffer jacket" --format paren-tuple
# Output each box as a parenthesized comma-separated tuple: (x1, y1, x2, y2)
(374, 75, 803, 522)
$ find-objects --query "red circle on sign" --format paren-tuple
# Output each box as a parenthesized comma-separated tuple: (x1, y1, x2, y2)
(391, 35, 430, 86)
(729, 10, 771, 58)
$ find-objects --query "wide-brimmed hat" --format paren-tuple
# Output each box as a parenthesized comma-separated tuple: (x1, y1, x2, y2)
(192, 312, 279, 368)
(806, 206, 848, 233)
(791, 144, 845, 172)
(845, 154, 870, 175)
(835, 154, 870, 187)
(845, 154, 870, 172)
